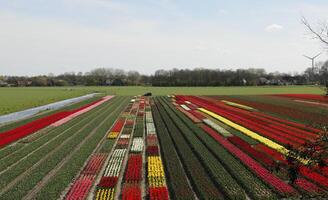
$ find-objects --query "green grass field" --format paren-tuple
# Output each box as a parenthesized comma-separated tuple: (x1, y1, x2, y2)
(0, 86, 324, 115)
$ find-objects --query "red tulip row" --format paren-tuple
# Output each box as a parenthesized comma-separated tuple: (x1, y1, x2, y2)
(200, 125, 297, 195)
(273, 94, 328, 103)
(299, 166, 328, 188)
(147, 135, 158, 146)
(65, 154, 107, 199)
(98, 176, 118, 188)
(228, 136, 274, 167)
(180, 96, 312, 146)
(116, 138, 130, 149)
(255, 144, 286, 163)
(111, 119, 125, 133)
(0, 111, 71, 147)
(124, 154, 142, 182)
(121, 184, 141, 200)
(147, 146, 159, 156)
(65, 174, 95, 200)
(149, 187, 169, 200)
(294, 178, 324, 193)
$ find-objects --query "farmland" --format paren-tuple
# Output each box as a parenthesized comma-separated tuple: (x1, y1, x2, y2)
(0, 92, 327, 199)
(0, 86, 324, 116)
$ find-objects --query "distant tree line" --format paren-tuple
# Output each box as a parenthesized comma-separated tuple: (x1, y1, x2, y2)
(0, 62, 327, 88)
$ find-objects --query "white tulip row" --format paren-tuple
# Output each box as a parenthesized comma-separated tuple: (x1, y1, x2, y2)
(180, 104, 191, 111)
(130, 137, 144, 152)
(203, 118, 230, 136)
(104, 149, 127, 177)
(145, 111, 153, 123)
(146, 122, 156, 135)
(120, 134, 130, 139)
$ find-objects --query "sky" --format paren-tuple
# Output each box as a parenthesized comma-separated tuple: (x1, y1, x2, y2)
(0, 0, 328, 76)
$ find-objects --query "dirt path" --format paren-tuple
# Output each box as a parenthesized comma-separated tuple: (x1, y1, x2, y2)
(23, 98, 125, 200)
(0, 98, 118, 196)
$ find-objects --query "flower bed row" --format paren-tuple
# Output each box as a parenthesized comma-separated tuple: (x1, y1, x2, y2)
(130, 137, 144, 153)
(122, 184, 141, 200)
(228, 136, 274, 167)
(120, 97, 144, 199)
(203, 118, 231, 137)
(0, 111, 71, 147)
(176, 107, 202, 123)
(124, 154, 142, 182)
(95, 188, 115, 200)
(147, 146, 159, 156)
(149, 187, 169, 200)
(103, 149, 127, 177)
(52, 96, 114, 127)
(145, 101, 169, 200)
(273, 94, 328, 103)
(148, 156, 166, 187)
(109, 118, 125, 133)
(82, 153, 107, 175)
(66, 174, 95, 200)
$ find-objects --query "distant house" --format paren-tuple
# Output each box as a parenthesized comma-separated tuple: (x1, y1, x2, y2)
(258, 77, 268, 85)
(0, 80, 8, 87)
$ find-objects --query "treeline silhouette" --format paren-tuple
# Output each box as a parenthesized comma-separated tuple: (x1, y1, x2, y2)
(1, 62, 327, 87)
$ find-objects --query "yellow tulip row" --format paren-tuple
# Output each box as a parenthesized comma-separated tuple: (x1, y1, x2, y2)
(221, 100, 256, 111)
(147, 156, 166, 187)
(107, 132, 119, 139)
(198, 108, 287, 152)
(95, 188, 115, 200)
(198, 108, 309, 164)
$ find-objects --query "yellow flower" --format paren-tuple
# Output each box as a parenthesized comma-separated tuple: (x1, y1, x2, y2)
(198, 108, 309, 164)
(221, 100, 256, 111)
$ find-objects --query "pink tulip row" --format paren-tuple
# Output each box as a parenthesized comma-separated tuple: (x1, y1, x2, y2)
(52, 96, 114, 127)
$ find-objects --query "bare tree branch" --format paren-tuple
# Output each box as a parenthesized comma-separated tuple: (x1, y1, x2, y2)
(302, 16, 328, 46)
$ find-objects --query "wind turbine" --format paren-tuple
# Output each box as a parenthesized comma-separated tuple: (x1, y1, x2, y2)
(303, 52, 321, 72)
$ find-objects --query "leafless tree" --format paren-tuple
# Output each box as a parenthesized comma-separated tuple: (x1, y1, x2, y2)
(302, 16, 328, 47)
(302, 16, 328, 95)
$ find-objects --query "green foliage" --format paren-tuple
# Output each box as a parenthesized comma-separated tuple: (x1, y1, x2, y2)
(151, 100, 195, 199)
(153, 98, 224, 199)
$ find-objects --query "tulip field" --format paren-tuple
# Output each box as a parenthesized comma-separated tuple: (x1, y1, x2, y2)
(0, 92, 327, 199)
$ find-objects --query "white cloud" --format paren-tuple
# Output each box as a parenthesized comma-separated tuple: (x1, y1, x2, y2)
(265, 24, 284, 32)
